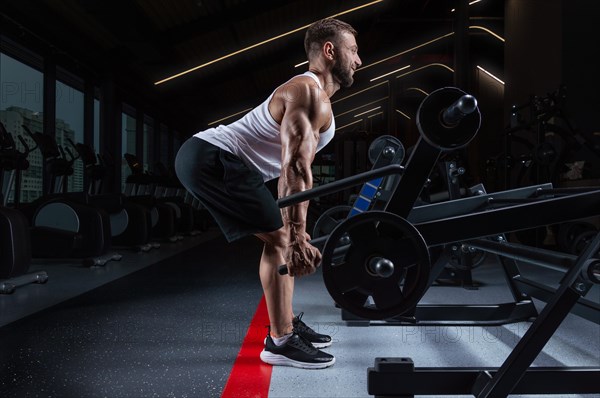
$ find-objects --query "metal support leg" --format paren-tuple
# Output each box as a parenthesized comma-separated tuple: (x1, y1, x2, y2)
(0, 271, 48, 294)
(472, 232, 600, 397)
(384, 137, 441, 218)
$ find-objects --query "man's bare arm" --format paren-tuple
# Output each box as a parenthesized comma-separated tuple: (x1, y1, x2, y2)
(278, 80, 331, 275)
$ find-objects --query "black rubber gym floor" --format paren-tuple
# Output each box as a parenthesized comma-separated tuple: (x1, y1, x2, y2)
(2, 234, 599, 398)
(0, 236, 265, 398)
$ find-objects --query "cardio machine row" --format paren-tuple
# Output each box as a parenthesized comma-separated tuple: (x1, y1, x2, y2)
(0, 121, 209, 294)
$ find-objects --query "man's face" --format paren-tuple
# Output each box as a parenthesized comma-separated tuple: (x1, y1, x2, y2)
(331, 32, 362, 88)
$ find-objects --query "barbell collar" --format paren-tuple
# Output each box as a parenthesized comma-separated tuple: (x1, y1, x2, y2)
(368, 257, 395, 278)
(383, 146, 396, 158)
(441, 94, 478, 127)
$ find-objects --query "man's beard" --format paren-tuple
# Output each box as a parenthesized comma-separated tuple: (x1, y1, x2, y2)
(332, 57, 354, 88)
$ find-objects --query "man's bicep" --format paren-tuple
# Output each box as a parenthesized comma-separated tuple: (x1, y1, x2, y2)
(280, 105, 318, 161)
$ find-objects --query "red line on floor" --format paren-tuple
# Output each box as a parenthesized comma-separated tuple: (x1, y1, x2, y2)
(221, 295, 272, 398)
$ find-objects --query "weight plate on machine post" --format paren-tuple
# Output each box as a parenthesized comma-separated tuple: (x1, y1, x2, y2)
(321, 211, 431, 320)
(368, 135, 405, 165)
(312, 205, 352, 238)
(416, 87, 481, 150)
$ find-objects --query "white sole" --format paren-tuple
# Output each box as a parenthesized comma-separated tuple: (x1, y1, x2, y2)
(264, 338, 332, 349)
(312, 341, 332, 349)
(260, 350, 335, 369)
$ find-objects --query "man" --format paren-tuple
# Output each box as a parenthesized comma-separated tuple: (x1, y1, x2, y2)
(175, 18, 361, 369)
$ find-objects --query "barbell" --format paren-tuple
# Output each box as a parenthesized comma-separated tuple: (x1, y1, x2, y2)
(277, 87, 482, 320)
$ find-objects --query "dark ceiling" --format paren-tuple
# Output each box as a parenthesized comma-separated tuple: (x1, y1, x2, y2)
(1, 0, 504, 135)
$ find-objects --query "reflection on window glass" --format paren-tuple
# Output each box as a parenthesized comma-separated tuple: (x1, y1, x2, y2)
(160, 124, 169, 166)
(173, 131, 182, 165)
(121, 110, 136, 192)
(56, 80, 84, 192)
(94, 98, 100, 153)
(143, 120, 153, 173)
(0, 52, 44, 203)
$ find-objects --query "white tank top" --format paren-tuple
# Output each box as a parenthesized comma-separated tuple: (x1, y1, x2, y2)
(194, 71, 335, 181)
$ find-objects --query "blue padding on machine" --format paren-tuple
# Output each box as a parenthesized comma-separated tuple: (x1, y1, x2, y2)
(360, 183, 378, 199)
(353, 196, 371, 211)
(369, 177, 383, 189)
(347, 177, 383, 218)
(349, 207, 362, 217)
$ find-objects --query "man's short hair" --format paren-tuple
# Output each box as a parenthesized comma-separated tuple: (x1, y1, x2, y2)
(304, 18, 357, 59)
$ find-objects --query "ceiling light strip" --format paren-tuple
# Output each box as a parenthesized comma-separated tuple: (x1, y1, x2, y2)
(336, 119, 363, 131)
(395, 109, 411, 120)
(406, 87, 429, 96)
(357, 32, 454, 72)
(335, 96, 389, 118)
(470, 26, 505, 42)
(476, 65, 505, 85)
(451, 0, 483, 12)
(357, 25, 502, 72)
(354, 106, 381, 117)
(370, 65, 411, 82)
(332, 81, 388, 104)
(208, 80, 389, 127)
(294, 60, 309, 68)
(396, 63, 454, 79)
(207, 107, 253, 126)
(329, 0, 385, 19)
(367, 111, 384, 119)
(155, 0, 384, 85)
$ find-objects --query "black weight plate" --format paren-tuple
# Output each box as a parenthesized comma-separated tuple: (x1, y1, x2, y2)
(368, 135, 405, 164)
(416, 87, 481, 150)
(321, 211, 430, 320)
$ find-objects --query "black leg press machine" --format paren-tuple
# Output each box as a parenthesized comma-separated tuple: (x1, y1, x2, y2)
(278, 87, 600, 397)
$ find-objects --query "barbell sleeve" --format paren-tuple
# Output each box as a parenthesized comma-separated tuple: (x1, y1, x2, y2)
(277, 164, 404, 208)
(441, 94, 478, 127)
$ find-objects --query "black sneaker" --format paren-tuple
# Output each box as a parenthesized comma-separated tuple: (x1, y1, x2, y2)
(293, 312, 332, 348)
(260, 330, 335, 369)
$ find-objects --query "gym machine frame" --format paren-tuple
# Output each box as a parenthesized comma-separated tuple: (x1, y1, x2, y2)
(278, 87, 600, 397)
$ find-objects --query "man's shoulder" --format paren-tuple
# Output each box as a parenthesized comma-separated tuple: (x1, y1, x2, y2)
(276, 75, 330, 108)
(278, 75, 319, 94)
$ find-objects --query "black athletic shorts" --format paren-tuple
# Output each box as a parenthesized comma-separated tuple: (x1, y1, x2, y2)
(175, 137, 283, 242)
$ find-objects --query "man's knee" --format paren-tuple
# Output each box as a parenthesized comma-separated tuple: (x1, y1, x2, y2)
(256, 227, 287, 249)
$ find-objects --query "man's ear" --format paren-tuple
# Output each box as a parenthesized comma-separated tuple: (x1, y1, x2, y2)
(323, 41, 335, 60)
